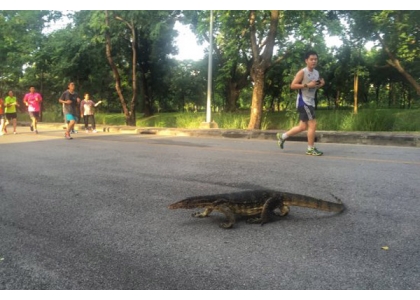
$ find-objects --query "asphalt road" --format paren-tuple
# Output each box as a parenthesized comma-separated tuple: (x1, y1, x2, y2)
(1, 128, 419, 290)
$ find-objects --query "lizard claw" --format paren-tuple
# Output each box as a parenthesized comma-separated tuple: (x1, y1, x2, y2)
(246, 217, 262, 224)
(192, 212, 207, 218)
(219, 222, 233, 229)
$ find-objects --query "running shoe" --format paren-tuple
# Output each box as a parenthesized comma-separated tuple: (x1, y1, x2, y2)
(306, 147, 323, 156)
(65, 133, 73, 140)
(30, 125, 34, 131)
(276, 132, 286, 149)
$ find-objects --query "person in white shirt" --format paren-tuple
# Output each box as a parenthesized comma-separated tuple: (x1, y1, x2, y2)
(277, 50, 325, 156)
(80, 93, 102, 133)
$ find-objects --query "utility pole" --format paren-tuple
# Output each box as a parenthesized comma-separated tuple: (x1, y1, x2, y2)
(200, 10, 218, 129)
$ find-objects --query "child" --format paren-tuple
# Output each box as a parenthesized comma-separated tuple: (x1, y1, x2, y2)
(80, 93, 102, 133)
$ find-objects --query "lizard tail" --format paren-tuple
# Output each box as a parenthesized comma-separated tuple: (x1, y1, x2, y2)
(284, 192, 345, 213)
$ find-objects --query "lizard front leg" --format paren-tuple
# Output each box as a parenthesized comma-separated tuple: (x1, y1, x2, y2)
(247, 201, 287, 225)
(214, 203, 236, 229)
(275, 205, 290, 217)
(192, 208, 213, 218)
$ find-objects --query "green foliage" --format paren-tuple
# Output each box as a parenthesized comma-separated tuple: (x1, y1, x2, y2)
(2, 9, 420, 130)
(24, 108, 420, 132)
(136, 109, 420, 132)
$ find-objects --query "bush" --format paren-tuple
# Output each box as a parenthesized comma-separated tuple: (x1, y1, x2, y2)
(22, 108, 420, 131)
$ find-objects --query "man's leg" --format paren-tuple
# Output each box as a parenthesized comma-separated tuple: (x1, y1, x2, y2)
(277, 121, 307, 149)
(306, 119, 323, 156)
(65, 120, 75, 139)
(64, 114, 75, 139)
(30, 116, 36, 131)
(33, 113, 39, 133)
(307, 119, 317, 147)
(12, 117, 17, 133)
(0, 118, 4, 135)
(84, 115, 89, 132)
(68, 119, 75, 132)
(285, 121, 308, 137)
(91, 115, 96, 131)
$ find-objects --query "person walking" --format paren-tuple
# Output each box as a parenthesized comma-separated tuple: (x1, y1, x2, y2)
(23, 86, 43, 134)
(4, 90, 19, 134)
(80, 93, 102, 133)
(277, 50, 325, 156)
(59, 82, 80, 140)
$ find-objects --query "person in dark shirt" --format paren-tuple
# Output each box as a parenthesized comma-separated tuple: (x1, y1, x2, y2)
(59, 82, 80, 140)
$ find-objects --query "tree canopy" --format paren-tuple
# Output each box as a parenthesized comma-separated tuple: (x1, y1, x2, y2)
(0, 10, 419, 127)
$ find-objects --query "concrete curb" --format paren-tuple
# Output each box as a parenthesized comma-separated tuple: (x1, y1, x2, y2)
(19, 122, 420, 148)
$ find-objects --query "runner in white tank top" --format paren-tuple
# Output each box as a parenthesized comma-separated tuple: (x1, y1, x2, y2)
(277, 50, 325, 156)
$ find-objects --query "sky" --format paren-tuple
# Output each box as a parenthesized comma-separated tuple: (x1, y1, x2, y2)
(171, 21, 208, 61)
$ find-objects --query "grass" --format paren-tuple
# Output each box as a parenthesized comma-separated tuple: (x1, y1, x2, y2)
(17, 108, 420, 132)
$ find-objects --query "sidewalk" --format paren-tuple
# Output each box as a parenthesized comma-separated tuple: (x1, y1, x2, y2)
(19, 121, 420, 148)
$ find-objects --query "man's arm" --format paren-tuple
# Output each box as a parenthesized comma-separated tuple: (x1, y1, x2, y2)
(58, 98, 71, 104)
(23, 94, 28, 106)
(290, 69, 306, 90)
(317, 77, 325, 88)
(290, 69, 322, 90)
(10, 97, 19, 107)
(58, 93, 71, 104)
(80, 101, 84, 116)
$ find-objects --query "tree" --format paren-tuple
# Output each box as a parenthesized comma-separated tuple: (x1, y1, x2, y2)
(88, 10, 179, 125)
(182, 11, 253, 112)
(247, 10, 279, 129)
(346, 11, 420, 95)
(104, 10, 137, 125)
(0, 11, 60, 93)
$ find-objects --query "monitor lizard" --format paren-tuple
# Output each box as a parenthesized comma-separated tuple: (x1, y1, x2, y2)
(168, 190, 345, 229)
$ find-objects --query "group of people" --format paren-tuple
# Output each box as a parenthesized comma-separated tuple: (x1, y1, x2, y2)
(0, 91, 20, 135)
(58, 82, 102, 139)
(0, 87, 45, 135)
(1, 82, 101, 140)
(2, 51, 325, 154)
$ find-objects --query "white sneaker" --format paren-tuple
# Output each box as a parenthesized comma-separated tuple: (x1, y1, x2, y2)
(85, 130, 89, 133)
(93, 129, 97, 133)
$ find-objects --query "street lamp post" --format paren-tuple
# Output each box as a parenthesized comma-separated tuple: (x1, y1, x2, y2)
(200, 10, 218, 129)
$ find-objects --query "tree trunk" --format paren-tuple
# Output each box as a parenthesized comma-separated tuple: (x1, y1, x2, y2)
(378, 34, 420, 95)
(226, 81, 241, 112)
(104, 11, 132, 125)
(115, 14, 138, 125)
(335, 90, 340, 110)
(247, 10, 279, 130)
(140, 71, 153, 117)
(248, 68, 265, 129)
